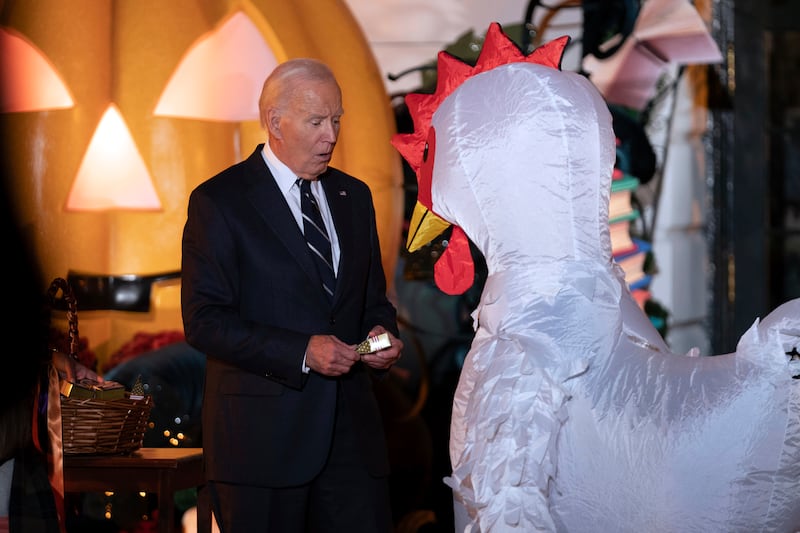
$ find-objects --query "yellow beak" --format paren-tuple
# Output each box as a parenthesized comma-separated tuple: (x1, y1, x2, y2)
(406, 201, 451, 252)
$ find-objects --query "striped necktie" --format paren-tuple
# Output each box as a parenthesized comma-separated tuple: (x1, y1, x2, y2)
(298, 179, 336, 301)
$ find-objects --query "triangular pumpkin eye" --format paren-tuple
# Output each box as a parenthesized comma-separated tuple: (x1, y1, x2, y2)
(2, 11, 282, 211)
(66, 104, 161, 211)
(0, 29, 161, 211)
(0, 27, 74, 112)
(154, 11, 278, 122)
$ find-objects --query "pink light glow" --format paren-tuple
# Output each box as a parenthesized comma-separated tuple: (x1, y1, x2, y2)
(582, 0, 722, 110)
(0, 28, 74, 113)
(66, 104, 161, 211)
(154, 11, 279, 121)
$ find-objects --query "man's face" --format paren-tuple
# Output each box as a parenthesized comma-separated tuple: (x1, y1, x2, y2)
(273, 79, 343, 180)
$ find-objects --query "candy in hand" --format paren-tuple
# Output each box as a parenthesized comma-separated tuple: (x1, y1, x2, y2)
(356, 332, 391, 354)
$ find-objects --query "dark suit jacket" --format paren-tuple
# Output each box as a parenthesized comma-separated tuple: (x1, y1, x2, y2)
(181, 144, 398, 487)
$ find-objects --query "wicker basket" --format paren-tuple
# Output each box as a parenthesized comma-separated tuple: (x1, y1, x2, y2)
(60, 395, 152, 455)
(48, 277, 152, 455)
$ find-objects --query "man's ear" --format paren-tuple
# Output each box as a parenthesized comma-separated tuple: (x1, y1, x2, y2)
(266, 109, 282, 139)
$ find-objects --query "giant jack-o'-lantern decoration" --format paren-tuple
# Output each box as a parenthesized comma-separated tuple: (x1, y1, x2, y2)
(1, 1, 403, 365)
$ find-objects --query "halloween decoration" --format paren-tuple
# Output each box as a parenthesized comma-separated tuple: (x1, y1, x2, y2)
(582, 0, 722, 111)
(393, 22, 800, 532)
(1, 1, 403, 364)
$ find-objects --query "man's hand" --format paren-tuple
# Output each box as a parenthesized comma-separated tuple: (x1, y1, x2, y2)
(359, 326, 403, 370)
(305, 335, 361, 376)
(52, 350, 105, 383)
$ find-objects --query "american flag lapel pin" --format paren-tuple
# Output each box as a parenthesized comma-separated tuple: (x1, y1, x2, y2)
(339, 190, 347, 196)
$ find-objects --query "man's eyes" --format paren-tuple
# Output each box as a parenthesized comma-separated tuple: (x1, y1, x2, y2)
(309, 118, 341, 126)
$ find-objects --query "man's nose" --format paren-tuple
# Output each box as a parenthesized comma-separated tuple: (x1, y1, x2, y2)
(322, 121, 338, 141)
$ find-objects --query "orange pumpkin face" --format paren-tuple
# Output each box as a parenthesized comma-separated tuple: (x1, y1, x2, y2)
(1, 1, 403, 364)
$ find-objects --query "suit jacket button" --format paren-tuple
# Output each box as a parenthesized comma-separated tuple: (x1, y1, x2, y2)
(329, 317, 336, 325)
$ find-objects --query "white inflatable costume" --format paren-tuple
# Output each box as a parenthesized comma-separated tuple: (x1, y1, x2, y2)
(393, 23, 800, 533)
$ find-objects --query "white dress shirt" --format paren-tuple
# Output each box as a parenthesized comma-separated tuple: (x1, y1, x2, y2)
(261, 144, 340, 276)
(261, 144, 342, 374)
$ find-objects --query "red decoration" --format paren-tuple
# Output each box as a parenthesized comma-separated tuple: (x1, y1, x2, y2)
(392, 23, 569, 295)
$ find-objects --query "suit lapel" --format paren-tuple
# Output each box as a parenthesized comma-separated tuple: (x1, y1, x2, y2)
(242, 151, 320, 292)
(322, 174, 354, 304)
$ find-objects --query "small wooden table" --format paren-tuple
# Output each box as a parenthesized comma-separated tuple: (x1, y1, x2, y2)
(63, 447, 208, 533)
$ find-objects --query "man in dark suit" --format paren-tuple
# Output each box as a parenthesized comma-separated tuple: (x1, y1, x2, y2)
(181, 58, 403, 532)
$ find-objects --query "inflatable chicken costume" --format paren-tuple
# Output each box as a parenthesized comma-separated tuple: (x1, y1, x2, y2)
(392, 22, 800, 533)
